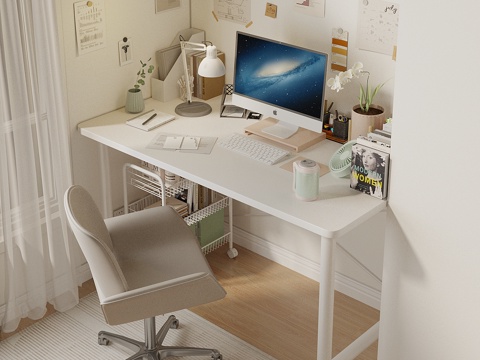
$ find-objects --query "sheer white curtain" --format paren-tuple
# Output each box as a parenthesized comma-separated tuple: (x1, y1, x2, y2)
(0, 0, 78, 332)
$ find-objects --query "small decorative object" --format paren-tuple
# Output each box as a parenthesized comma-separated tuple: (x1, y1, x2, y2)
(293, 159, 320, 201)
(177, 74, 194, 102)
(125, 58, 155, 113)
(125, 88, 144, 114)
(327, 62, 387, 139)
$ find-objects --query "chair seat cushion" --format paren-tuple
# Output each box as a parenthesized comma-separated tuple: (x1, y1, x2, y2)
(105, 206, 212, 290)
(99, 206, 226, 325)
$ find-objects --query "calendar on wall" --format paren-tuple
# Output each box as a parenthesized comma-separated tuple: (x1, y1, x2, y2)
(74, 0, 106, 56)
(357, 0, 399, 56)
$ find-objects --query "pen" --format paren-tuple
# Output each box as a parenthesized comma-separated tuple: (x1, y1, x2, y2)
(142, 113, 157, 125)
(327, 102, 334, 113)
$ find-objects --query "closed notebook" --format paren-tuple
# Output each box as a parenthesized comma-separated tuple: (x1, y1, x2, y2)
(126, 110, 175, 131)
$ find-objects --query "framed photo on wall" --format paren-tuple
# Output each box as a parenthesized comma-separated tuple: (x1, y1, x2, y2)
(156, 0, 181, 13)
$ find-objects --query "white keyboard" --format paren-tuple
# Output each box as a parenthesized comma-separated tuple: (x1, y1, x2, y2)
(218, 133, 290, 165)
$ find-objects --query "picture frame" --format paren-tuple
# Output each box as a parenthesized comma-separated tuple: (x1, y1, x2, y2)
(156, 0, 181, 14)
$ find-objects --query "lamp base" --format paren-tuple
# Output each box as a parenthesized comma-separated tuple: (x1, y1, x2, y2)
(175, 101, 212, 117)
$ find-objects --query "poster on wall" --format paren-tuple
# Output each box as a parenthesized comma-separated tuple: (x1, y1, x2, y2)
(357, 0, 399, 56)
(156, 0, 181, 13)
(214, 0, 251, 25)
(74, 0, 106, 56)
(294, 0, 325, 18)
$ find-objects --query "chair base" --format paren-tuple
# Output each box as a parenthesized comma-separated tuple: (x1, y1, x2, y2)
(98, 315, 222, 360)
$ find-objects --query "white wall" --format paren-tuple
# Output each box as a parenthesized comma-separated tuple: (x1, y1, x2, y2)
(378, 1, 480, 359)
(58, 0, 190, 206)
(192, 0, 396, 116)
(192, 0, 396, 305)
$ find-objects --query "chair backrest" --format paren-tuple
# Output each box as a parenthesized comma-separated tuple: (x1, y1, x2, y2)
(64, 185, 128, 300)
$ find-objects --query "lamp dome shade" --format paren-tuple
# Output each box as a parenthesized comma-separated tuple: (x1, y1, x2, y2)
(198, 45, 226, 78)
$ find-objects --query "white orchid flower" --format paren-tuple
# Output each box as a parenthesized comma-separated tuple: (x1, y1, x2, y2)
(326, 61, 387, 112)
(351, 62, 363, 77)
(327, 75, 343, 92)
(339, 70, 353, 85)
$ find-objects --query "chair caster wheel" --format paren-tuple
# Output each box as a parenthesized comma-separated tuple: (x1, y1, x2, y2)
(227, 248, 238, 259)
(212, 352, 223, 360)
(98, 336, 109, 346)
(170, 318, 180, 329)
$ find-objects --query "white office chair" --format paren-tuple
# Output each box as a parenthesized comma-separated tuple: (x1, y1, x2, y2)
(64, 185, 226, 360)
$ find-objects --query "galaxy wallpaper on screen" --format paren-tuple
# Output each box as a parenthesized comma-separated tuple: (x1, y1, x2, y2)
(234, 33, 327, 119)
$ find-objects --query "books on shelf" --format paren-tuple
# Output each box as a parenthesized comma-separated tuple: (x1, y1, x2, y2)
(188, 50, 225, 100)
(356, 135, 391, 153)
(367, 130, 391, 145)
(145, 197, 189, 218)
(350, 140, 390, 199)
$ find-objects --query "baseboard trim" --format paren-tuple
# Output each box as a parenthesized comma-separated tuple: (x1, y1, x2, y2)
(231, 226, 381, 310)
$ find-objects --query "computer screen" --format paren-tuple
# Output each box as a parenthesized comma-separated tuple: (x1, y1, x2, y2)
(232, 32, 328, 139)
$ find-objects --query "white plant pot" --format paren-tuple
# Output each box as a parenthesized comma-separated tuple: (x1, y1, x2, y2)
(350, 104, 386, 140)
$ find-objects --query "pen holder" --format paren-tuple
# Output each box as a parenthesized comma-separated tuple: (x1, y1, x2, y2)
(333, 118, 349, 140)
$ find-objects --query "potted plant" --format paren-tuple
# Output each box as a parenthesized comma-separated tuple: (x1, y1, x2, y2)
(327, 62, 387, 139)
(125, 58, 155, 113)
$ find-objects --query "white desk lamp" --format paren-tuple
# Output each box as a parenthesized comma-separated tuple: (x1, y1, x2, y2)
(175, 40, 226, 117)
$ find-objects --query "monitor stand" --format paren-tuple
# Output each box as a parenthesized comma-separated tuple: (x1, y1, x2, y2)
(244, 117, 326, 152)
(261, 121, 298, 139)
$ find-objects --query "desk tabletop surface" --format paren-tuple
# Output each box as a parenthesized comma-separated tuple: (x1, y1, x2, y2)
(79, 97, 386, 239)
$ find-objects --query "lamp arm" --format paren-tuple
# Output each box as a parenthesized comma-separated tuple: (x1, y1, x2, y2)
(180, 41, 207, 103)
(180, 41, 207, 52)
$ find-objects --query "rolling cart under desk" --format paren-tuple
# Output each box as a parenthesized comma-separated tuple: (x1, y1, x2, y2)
(78, 96, 386, 360)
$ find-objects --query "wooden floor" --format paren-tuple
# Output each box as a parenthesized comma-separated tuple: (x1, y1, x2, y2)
(192, 244, 379, 360)
(1, 244, 379, 360)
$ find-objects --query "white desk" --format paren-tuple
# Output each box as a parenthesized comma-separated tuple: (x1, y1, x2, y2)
(79, 97, 386, 360)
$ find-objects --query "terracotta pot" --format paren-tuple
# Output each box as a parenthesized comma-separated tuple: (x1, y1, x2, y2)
(125, 88, 144, 114)
(350, 104, 386, 140)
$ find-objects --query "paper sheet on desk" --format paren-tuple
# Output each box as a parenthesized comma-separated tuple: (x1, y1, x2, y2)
(163, 136, 200, 150)
(147, 133, 217, 154)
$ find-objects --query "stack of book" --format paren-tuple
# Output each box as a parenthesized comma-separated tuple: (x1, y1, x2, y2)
(188, 50, 226, 100)
(351, 129, 391, 199)
(145, 197, 189, 218)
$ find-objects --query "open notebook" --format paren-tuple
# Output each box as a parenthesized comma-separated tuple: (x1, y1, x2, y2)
(126, 110, 175, 131)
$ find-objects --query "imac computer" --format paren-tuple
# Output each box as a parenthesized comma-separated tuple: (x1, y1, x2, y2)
(232, 32, 328, 139)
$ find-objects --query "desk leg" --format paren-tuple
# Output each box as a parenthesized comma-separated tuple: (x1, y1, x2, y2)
(99, 144, 112, 217)
(318, 236, 336, 360)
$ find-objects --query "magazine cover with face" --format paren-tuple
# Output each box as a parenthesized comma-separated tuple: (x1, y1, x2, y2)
(350, 143, 390, 199)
